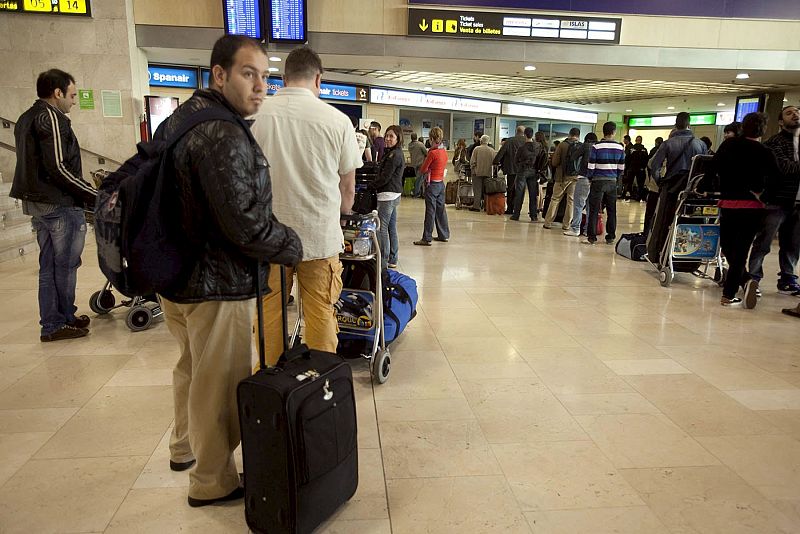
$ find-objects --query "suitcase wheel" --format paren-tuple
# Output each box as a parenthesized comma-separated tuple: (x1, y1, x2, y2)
(126, 305, 153, 331)
(372, 348, 391, 384)
(659, 266, 673, 288)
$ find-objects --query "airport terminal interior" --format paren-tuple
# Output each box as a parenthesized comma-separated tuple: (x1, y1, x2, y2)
(1, 0, 799, 532)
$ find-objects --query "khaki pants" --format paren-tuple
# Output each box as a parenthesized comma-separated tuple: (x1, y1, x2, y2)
(163, 297, 255, 500)
(259, 258, 343, 366)
(544, 176, 578, 229)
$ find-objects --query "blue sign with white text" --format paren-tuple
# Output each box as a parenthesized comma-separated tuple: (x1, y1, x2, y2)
(201, 69, 210, 89)
(148, 66, 199, 89)
(266, 78, 359, 101)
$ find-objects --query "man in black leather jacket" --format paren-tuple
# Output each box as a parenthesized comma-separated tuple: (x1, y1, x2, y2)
(11, 69, 97, 342)
(157, 35, 302, 508)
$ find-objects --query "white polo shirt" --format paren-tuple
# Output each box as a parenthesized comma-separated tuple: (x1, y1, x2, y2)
(251, 87, 363, 260)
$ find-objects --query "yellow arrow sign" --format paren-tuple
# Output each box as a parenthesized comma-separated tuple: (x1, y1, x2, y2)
(419, 19, 429, 31)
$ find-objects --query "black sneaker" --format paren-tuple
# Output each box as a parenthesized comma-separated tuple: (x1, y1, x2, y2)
(509, 215, 519, 221)
(187, 486, 244, 508)
(170, 459, 196, 472)
(743, 279, 759, 309)
(40, 325, 89, 342)
(68, 315, 91, 328)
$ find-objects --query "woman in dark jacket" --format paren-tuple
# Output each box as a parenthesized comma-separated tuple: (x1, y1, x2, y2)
(714, 112, 779, 308)
(375, 124, 405, 269)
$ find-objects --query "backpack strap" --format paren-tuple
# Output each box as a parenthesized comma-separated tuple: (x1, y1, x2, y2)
(162, 107, 254, 151)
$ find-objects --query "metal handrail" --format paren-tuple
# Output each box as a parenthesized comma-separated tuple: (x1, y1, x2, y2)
(1, 114, 123, 167)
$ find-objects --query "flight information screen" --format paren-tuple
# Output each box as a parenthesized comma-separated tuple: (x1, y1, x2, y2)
(270, 0, 307, 43)
(223, 0, 263, 39)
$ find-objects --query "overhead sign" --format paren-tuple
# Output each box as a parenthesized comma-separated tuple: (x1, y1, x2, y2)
(201, 68, 211, 89)
(503, 103, 597, 124)
(267, 78, 368, 102)
(0, 0, 91, 16)
(408, 8, 620, 44)
(407, 0, 800, 21)
(628, 114, 719, 128)
(148, 65, 199, 89)
(371, 88, 501, 115)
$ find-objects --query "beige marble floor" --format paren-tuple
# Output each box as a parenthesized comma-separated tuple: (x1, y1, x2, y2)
(0, 199, 798, 533)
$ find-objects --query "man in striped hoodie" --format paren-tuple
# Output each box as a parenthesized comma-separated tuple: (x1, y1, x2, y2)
(11, 69, 98, 342)
(585, 121, 625, 244)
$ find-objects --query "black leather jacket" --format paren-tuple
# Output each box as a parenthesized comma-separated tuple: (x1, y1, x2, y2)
(157, 89, 302, 303)
(11, 100, 97, 207)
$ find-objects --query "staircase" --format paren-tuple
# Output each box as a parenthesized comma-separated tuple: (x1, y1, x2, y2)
(0, 179, 37, 263)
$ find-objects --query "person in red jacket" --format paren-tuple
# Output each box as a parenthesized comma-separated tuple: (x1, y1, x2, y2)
(414, 127, 450, 245)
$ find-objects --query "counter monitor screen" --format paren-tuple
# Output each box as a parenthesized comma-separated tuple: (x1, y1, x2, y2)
(269, 0, 307, 43)
(223, 0, 263, 39)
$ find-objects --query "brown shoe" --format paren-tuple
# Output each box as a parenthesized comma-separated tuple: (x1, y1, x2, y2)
(40, 325, 89, 342)
(68, 314, 91, 328)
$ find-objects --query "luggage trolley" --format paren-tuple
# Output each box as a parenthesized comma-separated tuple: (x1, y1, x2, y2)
(336, 212, 391, 383)
(88, 283, 163, 331)
(647, 154, 726, 287)
(454, 165, 474, 210)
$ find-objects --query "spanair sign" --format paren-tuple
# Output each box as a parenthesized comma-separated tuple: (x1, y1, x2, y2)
(148, 65, 199, 89)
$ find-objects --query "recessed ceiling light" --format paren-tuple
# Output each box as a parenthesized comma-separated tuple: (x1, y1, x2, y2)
(667, 106, 675, 110)
(423, 86, 432, 91)
(625, 109, 632, 112)
(269, 56, 281, 62)
(736, 73, 750, 80)
(268, 67, 279, 73)
(717, 102, 725, 106)
(524, 65, 536, 71)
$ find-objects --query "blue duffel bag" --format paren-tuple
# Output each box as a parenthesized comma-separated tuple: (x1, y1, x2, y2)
(383, 269, 418, 344)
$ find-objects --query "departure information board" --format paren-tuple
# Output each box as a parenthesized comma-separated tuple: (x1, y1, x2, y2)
(223, 0, 263, 39)
(408, 7, 620, 44)
(269, 0, 307, 43)
(0, 0, 91, 16)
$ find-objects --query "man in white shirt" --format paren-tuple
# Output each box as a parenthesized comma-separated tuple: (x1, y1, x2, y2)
(251, 47, 362, 363)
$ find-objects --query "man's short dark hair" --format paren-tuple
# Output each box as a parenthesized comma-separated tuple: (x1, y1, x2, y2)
(779, 105, 799, 122)
(569, 127, 581, 137)
(623, 135, 631, 142)
(741, 112, 767, 138)
(210, 35, 265, 73)
(524, 127, 534, 139)
(700, 136, 713, 150)
(602, 121, 616, 136)
(370, 121, 381, 131)
(36, 69, 75, 98)
(723, 121, 741, 136)
(584, 132, 598, 143)
(654, 136, 664, 144)
(410, 133, 418, 141)
(284, 46, 323, 83)
(675, 112, 691, 129)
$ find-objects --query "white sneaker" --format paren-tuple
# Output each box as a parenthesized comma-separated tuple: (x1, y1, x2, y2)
(563, 230, 580, 236)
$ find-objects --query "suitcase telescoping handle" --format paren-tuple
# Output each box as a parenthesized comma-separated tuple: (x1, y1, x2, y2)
(254, 263, 291, 371)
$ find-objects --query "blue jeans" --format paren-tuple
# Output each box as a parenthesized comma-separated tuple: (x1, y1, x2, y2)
(513, 170, 538, 218)
(422, 181, 450, 242)
(570, 176, 591, 234)
(32, 206, 87, 335)
(413, 171, 425, 197)
(378, 197, 400, 269)
(748, 204, 800, 283)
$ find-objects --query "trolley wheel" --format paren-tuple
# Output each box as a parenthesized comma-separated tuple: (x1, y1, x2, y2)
(126, 306, 153, 332)
(372, 348, 391, 384)
(659, 267, 673, 287)
(89, 290, 115, 314)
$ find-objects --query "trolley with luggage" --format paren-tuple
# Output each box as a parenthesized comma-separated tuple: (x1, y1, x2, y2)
(454, 165, 474, 210)
(646, 154, 726, 287)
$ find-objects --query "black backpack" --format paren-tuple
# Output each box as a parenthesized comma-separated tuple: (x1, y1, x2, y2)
(94, 107, 252, 297)
(563, 139, 584, 176)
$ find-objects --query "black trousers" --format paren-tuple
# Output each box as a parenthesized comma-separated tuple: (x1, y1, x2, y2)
(720, 208, 765, 299)
(643, 190, 660, 237)
(505, 174, 517, 213)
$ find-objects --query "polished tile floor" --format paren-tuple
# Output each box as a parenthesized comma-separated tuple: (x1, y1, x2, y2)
(0, 199, 798, 533)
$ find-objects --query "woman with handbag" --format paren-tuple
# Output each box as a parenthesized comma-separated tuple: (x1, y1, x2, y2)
(414, 127, 450, 245)
(374, 125, 405, 269)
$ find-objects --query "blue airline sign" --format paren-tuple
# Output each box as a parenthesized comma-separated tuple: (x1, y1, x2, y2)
(267, 78, 365, 102)
(148, 65, 199, 89)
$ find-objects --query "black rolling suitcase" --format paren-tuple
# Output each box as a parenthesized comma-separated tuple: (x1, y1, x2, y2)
(238, 267, 358, 534)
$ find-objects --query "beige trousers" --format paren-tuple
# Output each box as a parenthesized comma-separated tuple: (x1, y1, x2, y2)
(163, 297, 255, 500)
(259, 258, 344, 367)
(544, 176, 579, 229)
